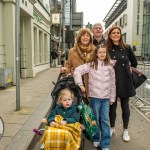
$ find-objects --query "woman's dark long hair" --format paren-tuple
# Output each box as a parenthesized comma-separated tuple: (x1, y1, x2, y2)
(106, 26, 127, 51)
(91, 44, 110, 70)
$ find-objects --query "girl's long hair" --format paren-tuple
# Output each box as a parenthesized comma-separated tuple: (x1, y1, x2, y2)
(106, 26, 127, 51)
(92, 44, 110, 70)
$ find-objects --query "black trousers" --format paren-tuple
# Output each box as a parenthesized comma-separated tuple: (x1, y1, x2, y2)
(109, 97, 130, 129)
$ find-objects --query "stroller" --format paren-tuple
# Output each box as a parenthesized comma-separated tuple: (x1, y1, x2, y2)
(33, 73, 85, 150)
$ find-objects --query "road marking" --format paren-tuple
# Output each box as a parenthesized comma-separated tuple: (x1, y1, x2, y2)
(145, 83, 150, 89)
(147, 79, 150, 81)
(130, 99, 150, 123)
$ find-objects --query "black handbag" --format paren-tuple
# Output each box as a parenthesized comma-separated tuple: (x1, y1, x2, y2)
(131, 67, 147, 89)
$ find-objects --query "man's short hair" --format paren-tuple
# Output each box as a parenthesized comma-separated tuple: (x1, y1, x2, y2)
(92, 23, 103, 29)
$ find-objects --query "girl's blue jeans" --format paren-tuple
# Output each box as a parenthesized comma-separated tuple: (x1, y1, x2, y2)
(90, 97, 111, 149)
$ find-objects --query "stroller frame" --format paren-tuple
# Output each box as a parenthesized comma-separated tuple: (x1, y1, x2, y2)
(33, 73, 85, 150)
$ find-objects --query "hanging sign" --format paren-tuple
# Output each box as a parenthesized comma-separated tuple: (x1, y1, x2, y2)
(52, 13, 60, 24)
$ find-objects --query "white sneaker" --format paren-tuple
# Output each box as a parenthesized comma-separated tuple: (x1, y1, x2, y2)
(110, 128, 115, 136)
(123, 130, 130, 142)
(102, 148, 109, 150)
(93, 141, 100, 147)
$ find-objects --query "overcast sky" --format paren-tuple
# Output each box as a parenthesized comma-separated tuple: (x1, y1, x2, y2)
(76, 0, 116, 27)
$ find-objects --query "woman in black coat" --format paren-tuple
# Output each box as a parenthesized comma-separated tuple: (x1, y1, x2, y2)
(107, 26, 138, 142)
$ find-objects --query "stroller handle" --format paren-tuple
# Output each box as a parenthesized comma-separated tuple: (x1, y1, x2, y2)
(57, 73, 64, 82)
(57, 73, 71, 82)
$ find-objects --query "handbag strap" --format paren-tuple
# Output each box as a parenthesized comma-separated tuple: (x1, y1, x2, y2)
(131, 60, 146, 76)
(131, 67, 142, 76)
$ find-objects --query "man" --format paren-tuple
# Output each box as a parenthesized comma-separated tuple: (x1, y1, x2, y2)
(92, 23, 106, 46)
(51, 46, 59, 67)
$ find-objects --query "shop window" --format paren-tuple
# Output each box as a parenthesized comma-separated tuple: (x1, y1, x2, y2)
(123, 14, 127, 25)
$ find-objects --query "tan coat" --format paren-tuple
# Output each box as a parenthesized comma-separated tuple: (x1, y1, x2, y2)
(64, 45, 95, 97)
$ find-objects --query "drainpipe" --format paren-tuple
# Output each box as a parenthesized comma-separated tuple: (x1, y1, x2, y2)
(62, 0, 65, 51)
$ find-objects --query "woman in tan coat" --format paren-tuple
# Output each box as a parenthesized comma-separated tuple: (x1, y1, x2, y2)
(60, 28, 95, 97)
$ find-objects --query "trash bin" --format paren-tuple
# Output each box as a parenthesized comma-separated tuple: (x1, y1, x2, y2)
(0, 67, 13, 88)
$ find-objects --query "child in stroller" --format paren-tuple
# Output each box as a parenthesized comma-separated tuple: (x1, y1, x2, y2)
(33, 74, 85, 150)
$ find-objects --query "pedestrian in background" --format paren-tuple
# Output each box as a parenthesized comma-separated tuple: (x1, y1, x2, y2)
(92, 23, 106, 46)
(60, 49, 66, 67)
(107, 26, 138, 142)
(60, 28, 95, 97)
(51, 46, 59, 67)
(74, 44, 116, 150)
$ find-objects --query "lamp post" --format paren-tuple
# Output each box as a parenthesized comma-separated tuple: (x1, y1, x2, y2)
(62, 0, 65, 51)
(15, 0, 20, 110)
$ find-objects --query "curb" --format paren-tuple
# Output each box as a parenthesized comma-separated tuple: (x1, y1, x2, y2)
(5, 93, 52, 150)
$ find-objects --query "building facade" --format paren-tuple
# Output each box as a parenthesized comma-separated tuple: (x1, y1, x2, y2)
(0, 0, 51, 84)
(142, 0, 150, 60)
(103, 0, 144, 57)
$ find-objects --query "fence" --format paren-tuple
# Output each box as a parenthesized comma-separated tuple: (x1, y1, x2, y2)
(130, 60, 150, 122)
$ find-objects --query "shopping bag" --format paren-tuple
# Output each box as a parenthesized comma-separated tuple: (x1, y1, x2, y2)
(78, 100, 97, 140)
(131, 67, 147, 89)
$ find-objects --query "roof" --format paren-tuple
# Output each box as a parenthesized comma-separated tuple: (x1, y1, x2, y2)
(103, 0, 124, 22)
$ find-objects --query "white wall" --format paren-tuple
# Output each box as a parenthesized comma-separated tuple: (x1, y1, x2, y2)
(0, 1, 5, 68)
(104, 0, 143, 56)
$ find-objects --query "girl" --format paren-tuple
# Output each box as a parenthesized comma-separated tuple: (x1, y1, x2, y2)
(42, 88, 81, 150)
(107, 26, 138, 142)
(74, 45, 116, 150)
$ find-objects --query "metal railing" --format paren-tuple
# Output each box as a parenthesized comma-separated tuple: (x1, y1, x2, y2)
(130, 60, 150, 122)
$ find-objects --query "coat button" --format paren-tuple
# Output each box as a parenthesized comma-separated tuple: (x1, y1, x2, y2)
(121, 49, 122, 50)
(122, 64, 124, 66)
(114, 56, 115, 58)
(122, 56, 124, 58)
(113, 50, 114, 51)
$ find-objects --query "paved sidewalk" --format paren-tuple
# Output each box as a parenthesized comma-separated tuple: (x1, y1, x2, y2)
(0, 68, 150, 150)
(0, 68, 59, 150)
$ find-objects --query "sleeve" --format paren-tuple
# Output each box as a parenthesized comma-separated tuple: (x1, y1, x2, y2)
(127, 46, 138, 68)
(65, 108, 80, 124)
(63, 48, 74, 74)
(109, 67, 116, 103)
(73, 63, 90, 86)
(47, 107, 58, 125)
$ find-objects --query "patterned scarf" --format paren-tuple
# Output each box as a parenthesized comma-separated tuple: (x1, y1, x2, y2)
(76, 43, 95, 63)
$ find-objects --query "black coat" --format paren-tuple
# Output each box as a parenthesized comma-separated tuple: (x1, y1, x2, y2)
(109, 44, 138, 98)
(93, 35, 106, 46)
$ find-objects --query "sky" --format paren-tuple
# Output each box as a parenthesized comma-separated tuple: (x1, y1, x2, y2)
(76, 0, 116, 27)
